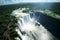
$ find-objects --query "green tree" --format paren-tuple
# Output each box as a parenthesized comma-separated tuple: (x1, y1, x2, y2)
(0, 11, 19, 40)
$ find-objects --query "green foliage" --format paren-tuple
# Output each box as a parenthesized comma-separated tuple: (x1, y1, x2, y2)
(0, 10, 19, 40)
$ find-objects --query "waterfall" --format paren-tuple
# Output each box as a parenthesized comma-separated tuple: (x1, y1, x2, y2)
(12, 8, 58, 40)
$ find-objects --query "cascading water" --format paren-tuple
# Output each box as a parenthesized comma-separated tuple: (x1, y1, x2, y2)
(12, 8, 58, 40)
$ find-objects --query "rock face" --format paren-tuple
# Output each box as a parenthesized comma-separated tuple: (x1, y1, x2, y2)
(34, 12, 60, 39)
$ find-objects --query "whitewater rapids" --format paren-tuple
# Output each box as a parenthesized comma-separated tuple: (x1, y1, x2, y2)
(12, 8, 58, 40)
